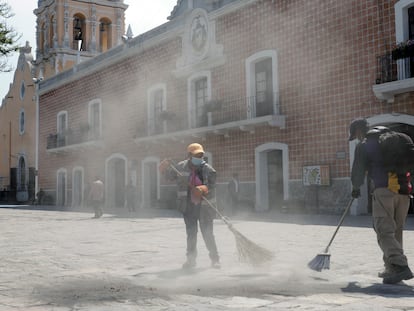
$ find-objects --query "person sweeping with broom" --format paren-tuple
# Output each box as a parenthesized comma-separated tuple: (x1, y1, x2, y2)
(159, 143, 221, 270)
(349, 118, 413, 284)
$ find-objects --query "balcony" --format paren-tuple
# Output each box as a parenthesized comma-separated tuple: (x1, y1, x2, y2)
(373, 52, 414, 103)
(46, 128, 103, 153)
(134, 93, 286, 144)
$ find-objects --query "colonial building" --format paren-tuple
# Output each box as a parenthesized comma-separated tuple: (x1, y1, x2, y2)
(37, 0, 414, 215)
(0, 0, 128, 203)
(0, 43, 37, 202)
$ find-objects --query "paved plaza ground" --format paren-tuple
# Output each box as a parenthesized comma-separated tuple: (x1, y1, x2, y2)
(0, 205, 414, 310)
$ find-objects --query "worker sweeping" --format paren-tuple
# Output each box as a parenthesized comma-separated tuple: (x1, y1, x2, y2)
(349, 118, 413, 284)
(159, 143, 221, 270)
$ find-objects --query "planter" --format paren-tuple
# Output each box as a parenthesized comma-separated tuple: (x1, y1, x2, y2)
(392, 41, 414, 60)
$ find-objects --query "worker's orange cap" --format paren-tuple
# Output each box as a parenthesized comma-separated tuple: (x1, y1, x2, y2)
(187, 143, 204, 155)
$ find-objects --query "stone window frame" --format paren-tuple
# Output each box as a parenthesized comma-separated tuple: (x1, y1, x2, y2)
(395, 0, 414, 43)
(187, 71, 211, 128)
(147, 84, 167, 135)
(88, 99, 102, 139)
(245, 50, 279, 118)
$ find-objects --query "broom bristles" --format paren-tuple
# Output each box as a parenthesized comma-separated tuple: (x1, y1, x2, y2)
(308, 253, 331, 272)
(229, 226, 274, 266)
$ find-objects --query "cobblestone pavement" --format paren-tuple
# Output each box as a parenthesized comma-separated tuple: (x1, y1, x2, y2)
(0, 205, 413, 310)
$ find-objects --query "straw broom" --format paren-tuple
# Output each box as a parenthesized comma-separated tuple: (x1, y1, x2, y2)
(308, 198, 354, 272)
(168, 163, 274, 266)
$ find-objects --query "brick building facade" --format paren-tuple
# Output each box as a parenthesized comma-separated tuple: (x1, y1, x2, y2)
(0, 0, 127, 203)
(37, 0, 414, 214)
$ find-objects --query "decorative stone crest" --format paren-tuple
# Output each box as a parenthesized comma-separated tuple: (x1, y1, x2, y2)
(175, 8, 224, 77)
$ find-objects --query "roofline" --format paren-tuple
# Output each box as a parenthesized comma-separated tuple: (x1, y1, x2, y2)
(38, 0, 258, 95)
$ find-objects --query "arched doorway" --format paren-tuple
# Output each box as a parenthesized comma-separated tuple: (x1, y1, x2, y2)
(16, 155, 28, 202)
(255, 143, 289, 211)
(72, 167, 84, 208)
(56, 168, 67, 206)
(106, 154, 127, 208)
(142, 157, 160, 209)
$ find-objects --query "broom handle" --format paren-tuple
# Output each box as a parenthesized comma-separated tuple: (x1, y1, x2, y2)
(168, 162, 232, 227)
(324, 198, 354, 252)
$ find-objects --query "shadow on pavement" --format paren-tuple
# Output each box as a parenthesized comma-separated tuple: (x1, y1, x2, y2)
(33, 276, 160, 307)
(342, 281, 414, 297)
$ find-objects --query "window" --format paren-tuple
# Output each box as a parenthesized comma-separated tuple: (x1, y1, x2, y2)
(20, 81, 25, 100)
(148, 85, 166, 135)
(246, 50, 279, 118)
(39, 22, 45, 54)
(188, 72, 211, 128)
(57, 111, 68, 147)
(99, 18, 112, 52)
(49, 15, 55, 49)
(73, 14, 86, 51)
(255, 58, 273, 116)
(88, 100, 102, 139)
(195, 78, 208, 127)
(19, 109, 25, 135)
(395, 1, 414, 78)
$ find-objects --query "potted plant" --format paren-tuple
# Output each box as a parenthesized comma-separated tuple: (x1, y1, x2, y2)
(392, 39, 414, 60)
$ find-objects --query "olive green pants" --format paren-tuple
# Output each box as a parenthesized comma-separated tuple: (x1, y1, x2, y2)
(372, 188, 410, 268)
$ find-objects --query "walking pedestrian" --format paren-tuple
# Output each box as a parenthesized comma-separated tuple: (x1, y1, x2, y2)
(88, 176, 104, 218)
(349, 118, 413, 284)
(159, 143, 221, 269)
(126, 180, 137, 212)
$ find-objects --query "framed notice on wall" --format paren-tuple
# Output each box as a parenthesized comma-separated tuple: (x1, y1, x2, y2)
(303, 165, 330, 186)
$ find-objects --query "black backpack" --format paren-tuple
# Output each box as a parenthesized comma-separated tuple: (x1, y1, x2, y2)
(378, 129, 414, 174)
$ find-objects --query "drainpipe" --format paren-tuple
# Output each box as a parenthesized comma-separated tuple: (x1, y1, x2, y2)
(34, 77, 42, 195)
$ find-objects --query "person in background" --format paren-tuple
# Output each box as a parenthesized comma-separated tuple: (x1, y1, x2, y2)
(349, 118, 413, 284)
(159, 143, 221, 269)
(88, 176, 104, 218)
(227, 173, 240, 215)
(126, 180, 137, 212)
(35, 188, 45, 205)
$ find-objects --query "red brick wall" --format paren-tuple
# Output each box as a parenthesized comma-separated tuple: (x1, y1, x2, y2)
(39, 0, 413, 197)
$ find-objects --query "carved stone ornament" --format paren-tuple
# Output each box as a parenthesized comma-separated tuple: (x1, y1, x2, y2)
(190, 15, 208, 55)
(174, 8, 224, 77)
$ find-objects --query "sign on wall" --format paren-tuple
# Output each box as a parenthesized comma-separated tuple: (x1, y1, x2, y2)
(303, 165, 330, 186)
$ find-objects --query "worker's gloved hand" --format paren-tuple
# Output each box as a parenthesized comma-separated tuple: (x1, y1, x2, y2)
(191, 185, 209, 200)
(351, 188, 361, 198)
(196, 185, 209, 195)
(158, 159, 171, 174)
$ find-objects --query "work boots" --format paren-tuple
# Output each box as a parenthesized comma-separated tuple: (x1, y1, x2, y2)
(182, 258, 196, 270)
(382, 265, 413, 284)
(211, 260, 221, 269)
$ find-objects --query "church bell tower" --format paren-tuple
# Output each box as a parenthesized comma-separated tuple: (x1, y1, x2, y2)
(34, 0, 128, 77)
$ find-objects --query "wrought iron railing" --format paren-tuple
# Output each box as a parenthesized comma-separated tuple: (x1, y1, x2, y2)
(212, 92, 280, 125)
(376, 52, 414, 84)
(135, 92, 281, 138)
(47, 128, 101, 150)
